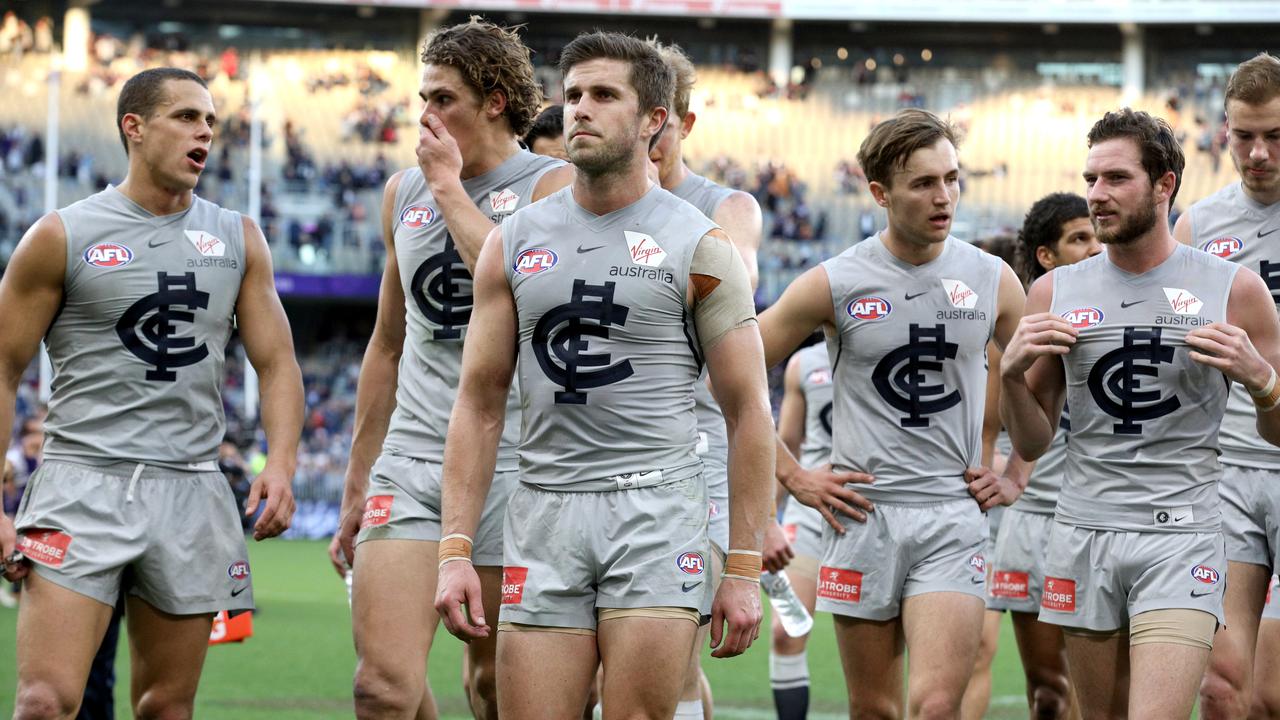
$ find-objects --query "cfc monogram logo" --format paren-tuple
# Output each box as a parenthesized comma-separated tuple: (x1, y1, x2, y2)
(532, 279, 634, 404)
(116, 272, 210, 381)
(411, 235, 472, 340)
(818, 401, 833, 436)
(1087, 326, 1180, 435)
(872, 323, 961, 427)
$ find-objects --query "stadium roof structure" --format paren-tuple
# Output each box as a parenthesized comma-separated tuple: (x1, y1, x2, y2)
(265, 0, 1280, 23)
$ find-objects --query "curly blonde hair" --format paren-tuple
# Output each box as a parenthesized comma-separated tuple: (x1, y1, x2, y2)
(421, 17, 543, 137)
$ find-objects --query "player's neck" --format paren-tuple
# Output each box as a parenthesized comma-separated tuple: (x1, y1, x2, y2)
(880, 227, 945, 266)
(115, 172, 194, 217)
(659, 159, 689, 191)
(459, 135, 521, 181)
(1105, 228, 1177, 275)
(573, 158, 652, 216)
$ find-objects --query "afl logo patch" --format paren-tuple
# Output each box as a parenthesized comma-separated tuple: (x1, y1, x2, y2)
(1191, 564, 1220, 584)
(846, 296, 892, 321)
(513, 247, 558, 275)
(227, 560, 250, 580)
(1062, 307, 1104, 329)
(1201, 236, 1243, 259)
(83, 243, 134, 268)
(399, 205, 436, 229)
(676, 551, 705, 575)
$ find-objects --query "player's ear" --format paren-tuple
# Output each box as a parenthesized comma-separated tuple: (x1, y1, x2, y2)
(1036, 244, 1056, 272)
(680, 111, 696, 139)
(868, 180, 889, 208)
(484, 89, 508, 122)
(646, 105, 669, 142)
(1154, 170, 1177, 206)
(121, 112, 145, 149)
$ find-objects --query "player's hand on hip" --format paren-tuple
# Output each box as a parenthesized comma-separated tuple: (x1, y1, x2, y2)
(418, 114, 464, 191)
(787, 464, 874, 531)
(1186, 322, 1274, 390)
(435, 561, 490, 641)
(762, 519, 794, 574)
(965, 466, 1022, 511)
(1001, 312, 1077, 378)
(0, 515, 29, 583)
(709, 576, 763, 659)
(246, 466, 296, 541)
(327, 508, 361, 577)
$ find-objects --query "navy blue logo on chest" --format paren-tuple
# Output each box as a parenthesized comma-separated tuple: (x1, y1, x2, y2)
(532, 279, 634, 404)
(115, 272, 210, 381)
(411, 234, 472, 339)
(1087, 326, 1180, 435)
(872, 323, 961, 428)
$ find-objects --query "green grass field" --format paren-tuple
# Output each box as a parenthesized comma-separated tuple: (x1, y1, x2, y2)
(0, 539, 1035, 719)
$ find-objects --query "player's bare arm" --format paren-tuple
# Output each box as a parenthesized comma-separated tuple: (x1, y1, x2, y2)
(0, 212, 66, 582)
(763, 354, 810, 574)
(1188, 267, 1280, 445)
(435, 225, 516, 641)
(1000, 273, 1072, 460)
(1172, 210, 1195, 246)
(713, 191, 764, 290)
(759, 266, 873, 530)
(329, 172, 409, 574)
(235, 215, 305, 542)
(968, 262, 1030, 508)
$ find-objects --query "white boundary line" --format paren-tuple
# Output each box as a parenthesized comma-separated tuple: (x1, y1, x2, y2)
(713, 695, 1025, 718)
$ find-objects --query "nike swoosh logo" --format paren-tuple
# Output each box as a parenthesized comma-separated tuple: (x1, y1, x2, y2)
(1260, 228, 1279, 238)
(971, 577, 985, 584)
(681, 581, 702, 593)
(231, 586, 248, 597)
(1173, 515, 1187, 522)
(148, 237, 173, 248)
(1190, 588, 1215, 597)
(577, 244, 606, 253)
(1120, 300, 1145, 308)
(904, 291, 929, 300)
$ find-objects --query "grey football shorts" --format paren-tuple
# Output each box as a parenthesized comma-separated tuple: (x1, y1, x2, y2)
(356, 452, 513, 566)
(987, 508, 1054, 613)
(1220, 464, 1280, 571)
(703, 453, 729, 553)
(781, 497, 825, 563)
(815, 498, 988, 621)
(15, 460, 251, 614)
(1266, 574, 1280, 622)
(498, 474, 713, 631)
(1038, 522, 1226, 632)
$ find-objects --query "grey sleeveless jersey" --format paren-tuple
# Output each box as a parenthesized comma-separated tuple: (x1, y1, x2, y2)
(824, 234, 1001, 502)
(795, 343, 834, 469)
(1050, 244, 1238, 532)
(45, 186, 245, 470)
(381, 151, 562, 469)
(1188, 182, 1280, 470)
(1017, 405, 1068, 515)
(502, 185, 717, 490)
(671, 172, 736, 472)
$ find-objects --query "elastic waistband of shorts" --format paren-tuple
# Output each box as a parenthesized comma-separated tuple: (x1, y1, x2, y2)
(41, 458, 220, 479)
(523, 465, 700, 492)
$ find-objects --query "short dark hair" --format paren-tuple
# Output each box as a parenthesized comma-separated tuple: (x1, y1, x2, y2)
(857, 108, 959, 188)
(1087, 108, 1185, 210)
(1225, 52, 1280, 108)
(1018, 192, 1089, 280)
(116, 67, 208, 155)
(421, 17, 543, 137)
(524, 104, 563, 146)
(558, 31, 674, 119)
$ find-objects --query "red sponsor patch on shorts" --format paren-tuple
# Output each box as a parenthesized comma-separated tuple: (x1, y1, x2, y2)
(502, 567, 528, 605)
(18, 529, 72, 568)
(990, 570, 1030, 599)
(360, 495, 393, 528)
(782, 523, 798, 544)
(817, 566, 862, 603)
(1042, 577, 1076, 612)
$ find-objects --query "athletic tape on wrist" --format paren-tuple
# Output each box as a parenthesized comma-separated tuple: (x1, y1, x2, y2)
(1251, 369, 1280, 412)
(438, 534, 474, 567)
(725, 549, 762, 582)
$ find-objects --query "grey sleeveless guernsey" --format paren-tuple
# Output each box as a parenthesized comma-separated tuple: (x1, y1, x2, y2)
(823, 234, 1001, 502)
(45, 186, 245, 470)
(1049, 244, 1238, 532)
(795, 343, 834, 469)
(1188, 182, 1280, 470)
(502, 184, 717, 490)
(381, 151, 562, 470)
(1016, 405, 1068, 515)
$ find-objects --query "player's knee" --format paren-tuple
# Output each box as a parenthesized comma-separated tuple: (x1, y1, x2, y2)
(771, 622, 806, 654)
(1024, 665, 1071, 716)
(468, 659, 498, 706)
(909, 690, 962, 720)
(133, 692, 195, 720)
(1249, 687, 1280, 720)
(849, 694, 901, 720)
(1200, 666, 1249, 719)
(352, 662, 418, 716)
(13, 680, 80, 720)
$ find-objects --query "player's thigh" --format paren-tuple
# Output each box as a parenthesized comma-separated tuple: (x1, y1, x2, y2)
(1206, 561, 1269, 685)
(1129, 631, 1212, 719)
(832, 614, 905, 710)
(599, 614, 701, 718)
(497, 627, 599, 720)
(1252, 617, 1280, 716)
(351, 538, 440, 677)
(1010, 611, 1069, 686)
(125, 595, 215, 712)
(15, 572, 116, 710)
(1062, 629, 1129, 718)
(901, 592, 986, 701)
(466, 565, 505, 686)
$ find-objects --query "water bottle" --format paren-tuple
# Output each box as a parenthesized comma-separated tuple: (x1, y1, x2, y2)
(760, 570, 813, 637)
